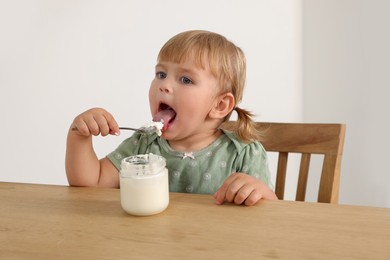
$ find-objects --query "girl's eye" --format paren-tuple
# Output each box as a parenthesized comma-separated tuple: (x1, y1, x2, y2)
(156, 72, 167, 79)
(180, 76, 193, 85)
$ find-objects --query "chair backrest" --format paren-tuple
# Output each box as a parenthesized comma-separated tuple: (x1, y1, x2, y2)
(221, 122, 346, 203)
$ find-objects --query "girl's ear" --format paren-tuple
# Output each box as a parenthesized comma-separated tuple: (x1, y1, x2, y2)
(209, 93, 235, 119)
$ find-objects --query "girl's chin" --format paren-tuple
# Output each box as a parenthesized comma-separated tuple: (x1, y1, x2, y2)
(160, 127, 172, 138)
(160, 125, 180, 139)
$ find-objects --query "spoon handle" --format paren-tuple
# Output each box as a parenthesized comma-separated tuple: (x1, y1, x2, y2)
(71, 126, 139, 132)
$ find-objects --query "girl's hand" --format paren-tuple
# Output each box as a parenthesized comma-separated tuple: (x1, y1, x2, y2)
(71, 108, 120, 137)
(213, 173, 278, 206)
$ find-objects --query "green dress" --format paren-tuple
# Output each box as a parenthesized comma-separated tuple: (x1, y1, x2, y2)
(107, 129, 273, 194)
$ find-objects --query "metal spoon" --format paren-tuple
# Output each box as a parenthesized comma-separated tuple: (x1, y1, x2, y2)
(71, 125, 158, 134)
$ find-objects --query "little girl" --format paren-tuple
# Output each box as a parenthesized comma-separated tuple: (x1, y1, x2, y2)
(66, 30, 277, 205)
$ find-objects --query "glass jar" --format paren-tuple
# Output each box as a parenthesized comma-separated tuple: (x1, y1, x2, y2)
(120, 153, 169, 216)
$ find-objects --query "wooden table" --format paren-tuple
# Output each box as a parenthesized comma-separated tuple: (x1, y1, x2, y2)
(1, 182, 390, 259)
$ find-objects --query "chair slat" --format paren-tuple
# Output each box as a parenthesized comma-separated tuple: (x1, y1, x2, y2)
(318, 154, 342, 203)
(275, 152, 288, 200)
(296, 153, 311, 201)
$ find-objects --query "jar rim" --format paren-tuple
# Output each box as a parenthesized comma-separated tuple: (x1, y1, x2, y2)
(120, 153, 166, 177)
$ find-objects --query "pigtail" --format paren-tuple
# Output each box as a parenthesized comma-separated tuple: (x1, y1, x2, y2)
(233, 107, 260, 143)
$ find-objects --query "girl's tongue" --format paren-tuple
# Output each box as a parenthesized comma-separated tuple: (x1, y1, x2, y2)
(152, 109, 176, 131)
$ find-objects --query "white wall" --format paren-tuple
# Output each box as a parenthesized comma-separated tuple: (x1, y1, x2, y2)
(0, 1, 302, 195)
(303, 0, 390, 207)
(3, 1, 388, 208)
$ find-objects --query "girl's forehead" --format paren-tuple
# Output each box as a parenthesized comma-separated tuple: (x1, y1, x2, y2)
(156, 60, 212, 77)
(160, 51, 202, 64)
(159, 51, 216, 73)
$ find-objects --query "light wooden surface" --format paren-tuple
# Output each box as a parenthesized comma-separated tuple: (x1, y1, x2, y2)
(1, 182, 389, 259)
(222, 121, 346, 203)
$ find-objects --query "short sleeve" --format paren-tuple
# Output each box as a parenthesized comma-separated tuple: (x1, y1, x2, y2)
(233, 141, 274, 190)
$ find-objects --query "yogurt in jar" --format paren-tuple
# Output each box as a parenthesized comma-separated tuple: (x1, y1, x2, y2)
(119, 154, 169, 216)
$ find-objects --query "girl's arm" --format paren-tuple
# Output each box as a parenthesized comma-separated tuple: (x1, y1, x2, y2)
(65, 108, 120, 188)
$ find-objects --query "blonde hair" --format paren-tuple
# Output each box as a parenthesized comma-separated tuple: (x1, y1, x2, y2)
(158, 30, 258, 143)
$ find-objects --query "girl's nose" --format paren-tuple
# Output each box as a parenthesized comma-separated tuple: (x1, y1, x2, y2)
(159, 85, 172, 93)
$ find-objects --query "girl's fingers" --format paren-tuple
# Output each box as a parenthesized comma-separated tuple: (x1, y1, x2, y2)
(72, 109, 120, 137)
(103, 111, 120, 136)
(233, 184, 254, 205)
(72, 119, 91, 136)
(244, 189, 263, 206)
(95, 115, 111, 136)
(214, 173, 243, 204)
(84, 117, 100, 136)
(225, 179, 246, 203)
(214, 173, 267, 206)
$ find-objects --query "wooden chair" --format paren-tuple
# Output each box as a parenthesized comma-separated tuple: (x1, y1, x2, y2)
(221, 122, 346, 203)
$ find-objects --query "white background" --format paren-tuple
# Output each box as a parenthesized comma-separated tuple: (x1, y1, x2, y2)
(303, 0, 390, 207)
(1, 0, 389, 208)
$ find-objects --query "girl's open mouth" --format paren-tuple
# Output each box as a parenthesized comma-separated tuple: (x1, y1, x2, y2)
(152, 103, 177, 132)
